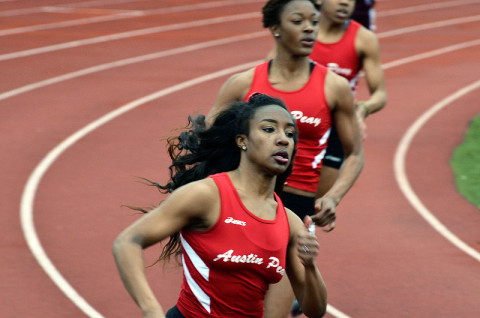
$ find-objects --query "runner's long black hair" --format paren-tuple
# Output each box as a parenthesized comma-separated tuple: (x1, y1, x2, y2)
(134, 93, 297, 263)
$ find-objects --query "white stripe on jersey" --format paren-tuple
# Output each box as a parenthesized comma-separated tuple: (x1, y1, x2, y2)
(312, 128, 331, 169)
(180, 234, 211, 313)
(180, 234, 210, 281)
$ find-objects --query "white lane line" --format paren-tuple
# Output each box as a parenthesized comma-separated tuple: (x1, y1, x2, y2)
(327, 304, 352, 318)
(2, 27, 479, 101)
(0, 30, 268, 101)
(0, 12, 142, 36)
(21, 169, 105, 318)
(377, 14, 480, 39)
(62, 0, 151, 8)
(0, 0, 141, 17)
(327, 41, 480, 317)
(2, 9, 479, 62)
(381, 39, 480, 70)
(0, 11, 260, 61)
(0, 0, 263, 35)
(377, 0, 480, 17)
(0, 0, 473, 29)
(394, 80, 480, 263)
(0, 7, 75, 17)
(0, 0, 156, 15)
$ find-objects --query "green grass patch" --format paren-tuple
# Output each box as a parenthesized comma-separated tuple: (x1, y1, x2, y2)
(451, 113, 480, 209)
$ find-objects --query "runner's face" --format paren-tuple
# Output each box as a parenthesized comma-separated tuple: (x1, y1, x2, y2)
(321, 0, 356, 24)
(243, 105, 296, 176)
(275, 0, 319, 56)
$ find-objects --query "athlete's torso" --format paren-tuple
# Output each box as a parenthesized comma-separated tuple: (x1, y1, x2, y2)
(176, 172, 290, 317)
(243, 61, 332, 193)
(310, 20, 362, 92)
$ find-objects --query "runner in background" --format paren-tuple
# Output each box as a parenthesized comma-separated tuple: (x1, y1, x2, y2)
(264, 0, 386, 221)
(263, 0, 386, 316)
(351, 0, 376, 30)
(310, 0, 387, 200)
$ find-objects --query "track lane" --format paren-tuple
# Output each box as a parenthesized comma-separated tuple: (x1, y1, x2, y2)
(1, 0, 479, 317)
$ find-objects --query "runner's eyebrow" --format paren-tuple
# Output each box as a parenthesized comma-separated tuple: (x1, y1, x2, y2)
(261, 119, 295, 127)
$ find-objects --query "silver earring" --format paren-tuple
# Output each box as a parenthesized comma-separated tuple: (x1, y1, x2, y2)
(274, 33, 280, 37)
(242, 145, 247, 151)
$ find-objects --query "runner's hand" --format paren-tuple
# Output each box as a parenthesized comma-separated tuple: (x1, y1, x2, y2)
(312, 196, 336, 232)
(296, 216, 319, 265)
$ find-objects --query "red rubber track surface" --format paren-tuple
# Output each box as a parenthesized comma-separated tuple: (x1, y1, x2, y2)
(1, 0, 479, 317)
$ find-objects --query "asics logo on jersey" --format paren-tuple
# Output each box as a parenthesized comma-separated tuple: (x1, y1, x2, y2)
(326, 62, 352, 77)
(291, 111, 321, 127)
(224, 217, 246, 226)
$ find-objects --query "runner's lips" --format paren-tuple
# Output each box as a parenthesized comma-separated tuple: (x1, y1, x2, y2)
(301, 37, 315, 47)
(273, 150, 289, 164)
(336, 9, 349, 19)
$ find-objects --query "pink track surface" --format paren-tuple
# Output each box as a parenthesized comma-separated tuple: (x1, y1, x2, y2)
(1, 0, 479, 317)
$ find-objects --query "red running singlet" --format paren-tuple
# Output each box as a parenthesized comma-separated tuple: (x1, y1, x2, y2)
(244, 61, 332, 193)
(176, 173, 290, 317)
(310, 20, 362, 92)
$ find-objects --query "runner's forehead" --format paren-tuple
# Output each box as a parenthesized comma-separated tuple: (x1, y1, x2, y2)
(252, 105, 295, 125)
